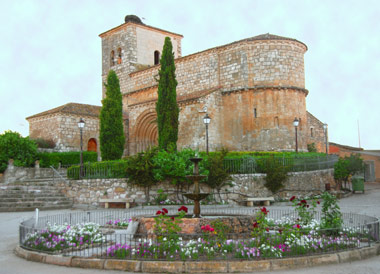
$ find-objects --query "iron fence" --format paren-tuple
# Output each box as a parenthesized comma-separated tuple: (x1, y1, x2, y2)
(19, 207, 379, 261)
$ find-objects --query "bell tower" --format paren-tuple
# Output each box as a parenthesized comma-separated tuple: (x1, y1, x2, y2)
(99, 15, 183, 98)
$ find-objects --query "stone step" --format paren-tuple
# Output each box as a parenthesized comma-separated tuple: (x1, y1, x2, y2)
(0, 189, 66, 195)
(0, 204, 73, 212)
(0, 200, 72, 208)
(0, 196, 71, 202)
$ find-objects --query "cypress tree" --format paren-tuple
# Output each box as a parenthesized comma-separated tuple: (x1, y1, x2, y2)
(156, 37, 179, 151)
(100, 70, 125, 160)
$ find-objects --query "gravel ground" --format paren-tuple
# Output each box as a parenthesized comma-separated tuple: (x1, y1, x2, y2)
(0, 182, 379, 274)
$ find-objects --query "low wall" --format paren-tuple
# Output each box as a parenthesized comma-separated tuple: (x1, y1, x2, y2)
(57, 169, 335, 207)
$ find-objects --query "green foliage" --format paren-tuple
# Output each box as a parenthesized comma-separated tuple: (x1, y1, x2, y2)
(204, 148, 232, 201)
(289, 196, 318, 226)
(334, 154, 364, 189)
(125, 147, 159, 202)
(307, 143, 317, 152)
(38, 151, 97, 168)
(31, 138, 56, 149)
(100, 70, 125, 160)
(156, 37, 179, 151)
(155, 189, 168, 204)
(0, 131, 38, 173)
(261, 156, 290, 193)
(320, 191, 343, 232)
(67, 159, 127, 179)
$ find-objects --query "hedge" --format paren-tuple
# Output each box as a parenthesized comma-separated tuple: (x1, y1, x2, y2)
(67, 160, 128, 179)
(38, 151, 98, 168)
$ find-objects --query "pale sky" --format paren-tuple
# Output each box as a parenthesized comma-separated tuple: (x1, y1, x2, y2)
(0, 0, 379, 149)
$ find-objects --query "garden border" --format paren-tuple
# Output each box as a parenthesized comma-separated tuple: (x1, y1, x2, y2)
(14, 243, 380, 273)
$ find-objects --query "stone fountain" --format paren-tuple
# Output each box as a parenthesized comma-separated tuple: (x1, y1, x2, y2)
(183, 157, 209, 218)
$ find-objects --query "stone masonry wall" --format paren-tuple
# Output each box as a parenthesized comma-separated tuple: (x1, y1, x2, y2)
(56, 169, 334, 207)
(307, 112, 328, 153)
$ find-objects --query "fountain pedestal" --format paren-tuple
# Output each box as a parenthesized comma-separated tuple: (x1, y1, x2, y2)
(183, 157, 208, 218)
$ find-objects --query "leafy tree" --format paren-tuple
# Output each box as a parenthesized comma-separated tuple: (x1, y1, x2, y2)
(153, 146, 198, 203)
(260, 156, 290, 193)
(125, 147, 158, 203)
(156, 37, 179, 151)
(334, 153, 364, 190)
(204, 148, 232, 202)
(0, 131, 38, 172)
(100, 70, 125, 160)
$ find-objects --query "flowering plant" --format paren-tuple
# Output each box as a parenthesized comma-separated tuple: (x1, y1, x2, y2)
(154, 206, 188, 243)
(105, 218, 131, 228)
(290, 196, 318, 226)
(251, 207, 270, 245)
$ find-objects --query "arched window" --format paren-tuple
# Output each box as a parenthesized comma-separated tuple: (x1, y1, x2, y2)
(87, 138, 97, 152)
(110, 50, 115, 66)
(154, 50, 160, 65)
(310, 128, 314, 137)
(117, 48, 122, 64)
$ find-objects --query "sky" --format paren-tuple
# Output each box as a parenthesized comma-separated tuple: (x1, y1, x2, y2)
(0, 0, 379, 149)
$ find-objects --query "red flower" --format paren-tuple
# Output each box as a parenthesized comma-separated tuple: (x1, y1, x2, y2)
(300, 200, 307, 204)
(278, 229, 283, 234)
(178, 206, 188, 213)
(162, 208, 168, 214)
(253, 222, 259, 228)
(201, 225, 205, 230)
(265, 228, 269, 232)
(156, 210, 162, 215)
(317, 201, 320, 205)
(260, 207, 268, 215)
(170, 216, 175, 221)
(296, 224, 301, 229)
(290, 196, 296, 201)
(306, 204, 310, 208)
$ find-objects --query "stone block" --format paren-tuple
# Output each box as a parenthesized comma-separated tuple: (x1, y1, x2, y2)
(14, 246, 28, 259)
(308, 253, 339, 266)
(104, 259, 141, 271)
(141, 261, 184, 273)
(228, 260, 270, 272)
(270, 256, 309, 270)
(27, 251, 46, 263)
(338, 250, 361, 263)
(185, 261, 228, 273)
(71, 258, 105, 269)
(45, 255, 72, 266)
(359, 246, 377, 259)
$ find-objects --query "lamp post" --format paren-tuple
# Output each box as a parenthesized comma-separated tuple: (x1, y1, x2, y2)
(323, 123, 328, 154)
(203, 113, 211, 154)
(78, 118, 85, 178)
(293, 117, 299, 153)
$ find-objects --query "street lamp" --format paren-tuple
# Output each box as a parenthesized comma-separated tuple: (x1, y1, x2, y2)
(323, 123, 328, 154)
(78, 118, 85, 178)
(293, 117, 299, 153)
(203, 113, 211, 154)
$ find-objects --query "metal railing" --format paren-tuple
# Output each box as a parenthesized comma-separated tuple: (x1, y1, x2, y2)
(19, 208, 379, 261)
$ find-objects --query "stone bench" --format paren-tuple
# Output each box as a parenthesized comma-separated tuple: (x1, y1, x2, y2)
(244, 197, 274, 207)
(99, 198, 134, 209)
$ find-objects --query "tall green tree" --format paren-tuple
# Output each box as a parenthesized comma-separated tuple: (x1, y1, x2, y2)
(0, 131, 38, 172)
(100, 70, 125, 160)
(156, 37, 179, 151)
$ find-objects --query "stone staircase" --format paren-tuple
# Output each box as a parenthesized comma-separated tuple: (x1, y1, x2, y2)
(0, 176, 73, 212)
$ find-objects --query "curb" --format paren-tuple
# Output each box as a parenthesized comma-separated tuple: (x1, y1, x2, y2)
(14, 244, 380, 273)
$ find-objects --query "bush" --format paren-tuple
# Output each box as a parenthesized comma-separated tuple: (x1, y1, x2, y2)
(307, 143, 317, 152)
(0, 131, 38, 173)
(31, 138, 56, 149)
(67, 159, 127, 179)
(260, 156, 290, 193)
(38, 151, 98, 168)
(334, 153, 364, 190)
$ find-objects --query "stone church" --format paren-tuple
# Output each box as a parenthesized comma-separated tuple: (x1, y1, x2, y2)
(27, 15, 327, 155)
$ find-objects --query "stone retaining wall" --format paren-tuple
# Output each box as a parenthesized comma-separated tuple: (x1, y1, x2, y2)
(56, 169, 335, 207)
(14, 244, 380, 273)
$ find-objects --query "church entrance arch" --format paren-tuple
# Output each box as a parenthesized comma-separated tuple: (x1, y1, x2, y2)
(134, 110, 158, 153)
(87, 138, 97, 152)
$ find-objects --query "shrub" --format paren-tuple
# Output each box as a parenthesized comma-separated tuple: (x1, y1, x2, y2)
(320, 191, 343, 233)
(67, 159, 127, 179)
(334, 153, 364, 190)
(307, 143, 317, 152)
(38, 151, 98, 168)
(260, 156, 290, 193)
(31, 138, 56, 149)
(0, 131, 38, 173)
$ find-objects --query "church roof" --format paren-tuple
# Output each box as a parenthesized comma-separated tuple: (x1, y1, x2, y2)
(26, 103, 102, 120)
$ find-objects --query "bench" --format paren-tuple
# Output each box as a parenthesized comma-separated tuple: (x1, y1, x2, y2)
(99, 198, 134, 209)
(244, 197, 274, 207)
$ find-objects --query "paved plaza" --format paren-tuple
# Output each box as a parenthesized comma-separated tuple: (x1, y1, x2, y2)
(1, 182, 379, 274)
